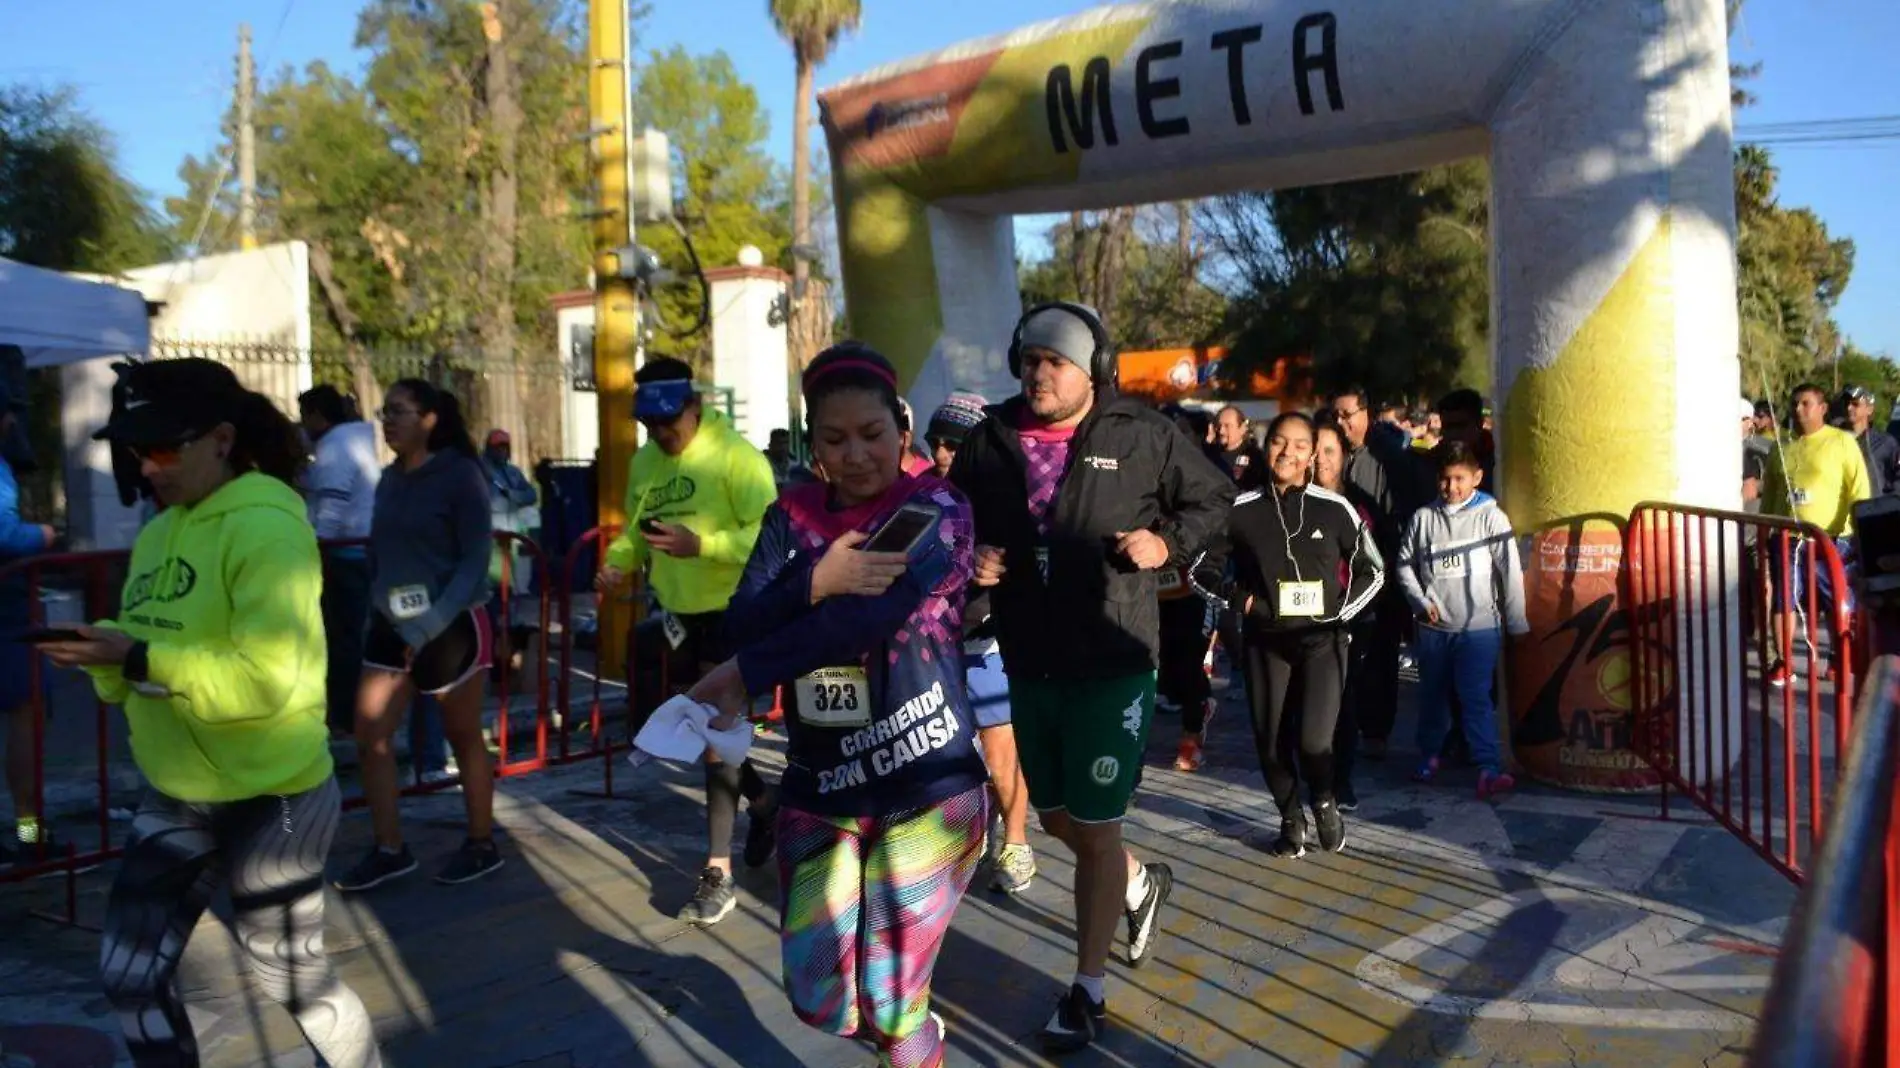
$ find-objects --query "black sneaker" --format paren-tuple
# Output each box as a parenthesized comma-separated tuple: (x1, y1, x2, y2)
(1336, 785, 1360, 813)
(679, 867, 737, 926)
(1270, 805, 1308, 859)
(334, 845, 418, 892)
(1039, 982, 1106, 1055)
(1313, 799, 1347, 854)
(742, 802, 778, 868)
(435, 837, 505, 885)
(1124, 862, 1173, 967)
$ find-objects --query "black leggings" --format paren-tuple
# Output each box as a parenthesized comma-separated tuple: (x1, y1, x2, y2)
(1157, 595, 1214, 733)
(1241, 627, 1349, 809)
(100, 778, 381, 1067)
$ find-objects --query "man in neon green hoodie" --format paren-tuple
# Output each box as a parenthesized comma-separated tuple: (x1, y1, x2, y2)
(597, 357, 778, 925)
(43, 358, 380, 1067)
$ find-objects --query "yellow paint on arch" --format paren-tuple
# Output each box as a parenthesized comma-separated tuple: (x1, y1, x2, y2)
(1502, 217, 1680, 528)
(826, 16, 1150, 389)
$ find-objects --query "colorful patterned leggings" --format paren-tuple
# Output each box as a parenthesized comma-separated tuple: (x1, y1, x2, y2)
(777, 785, 988, 1068)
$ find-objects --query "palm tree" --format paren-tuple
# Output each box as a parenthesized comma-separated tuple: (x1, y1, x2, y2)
(770, 0, 860, 365)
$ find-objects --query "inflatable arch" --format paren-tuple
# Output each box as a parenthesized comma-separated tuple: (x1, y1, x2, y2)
(819, 0, 1739, 788)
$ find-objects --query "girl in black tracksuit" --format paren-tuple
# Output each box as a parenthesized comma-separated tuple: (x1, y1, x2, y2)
(1206, 412, 1384, 859)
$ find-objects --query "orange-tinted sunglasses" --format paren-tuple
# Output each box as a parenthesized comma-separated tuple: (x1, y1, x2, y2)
(128, 438, 198, 467)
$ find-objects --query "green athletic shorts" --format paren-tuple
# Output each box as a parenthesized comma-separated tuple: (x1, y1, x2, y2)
(1007, 672, 1155, 823)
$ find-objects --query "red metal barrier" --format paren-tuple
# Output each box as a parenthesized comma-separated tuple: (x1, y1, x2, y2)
(0, 549, 129, 885)
(1624, 503, 1858, 884)
(1749, 653, 1900, 1067)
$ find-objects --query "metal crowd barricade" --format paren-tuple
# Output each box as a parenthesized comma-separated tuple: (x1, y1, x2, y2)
(1624, 503, 1858, 884)
(1748, 653, 1900, 1067)
(0, 549, 130, 905)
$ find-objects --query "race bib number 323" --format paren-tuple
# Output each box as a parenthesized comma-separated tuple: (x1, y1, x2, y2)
(795, 667, 870, 728)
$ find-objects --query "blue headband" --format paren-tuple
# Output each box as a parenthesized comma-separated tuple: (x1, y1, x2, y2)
(634, 379, 696, 421)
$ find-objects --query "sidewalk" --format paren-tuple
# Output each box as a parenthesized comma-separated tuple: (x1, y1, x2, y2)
(1, 673, 1789, 1067)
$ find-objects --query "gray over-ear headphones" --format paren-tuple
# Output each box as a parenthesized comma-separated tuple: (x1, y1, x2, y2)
(1007, 302, 1116, 388)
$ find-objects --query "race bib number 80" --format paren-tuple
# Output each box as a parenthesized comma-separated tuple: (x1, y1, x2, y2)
(795, 667, 871, 728)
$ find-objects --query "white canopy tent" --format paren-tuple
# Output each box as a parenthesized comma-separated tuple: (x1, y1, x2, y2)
(0, 255, 150, 368)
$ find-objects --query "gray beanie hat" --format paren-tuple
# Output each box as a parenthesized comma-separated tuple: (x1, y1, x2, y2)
(1017, 304, 1102, 372)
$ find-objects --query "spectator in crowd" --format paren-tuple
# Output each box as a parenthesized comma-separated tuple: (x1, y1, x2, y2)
(1327, 387, 1421, 762)
(1742, 398, 1764, 512)
(1750, 399, 1778, 461)
(298, 385, 381, 738)
(0, 382, 57, 868)
(1436, 389, 1494, 490)
(1412, 410, 1442, 453)
(1212, 405, 1267, 490)
(1761, 381, 1872, 685)
(1837, 386, 1900, 496)
(765, 428, 818, 488)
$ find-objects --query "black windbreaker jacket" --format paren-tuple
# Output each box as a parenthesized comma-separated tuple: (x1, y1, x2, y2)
(948, 394, 1235, 681)
(1207, 483, 1386, 634)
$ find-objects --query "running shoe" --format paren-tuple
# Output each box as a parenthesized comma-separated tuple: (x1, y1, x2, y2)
(1412, 757, 1441, 784)
(1312, 799, 1346, 853)
(436, 837, 505, 885)
(1125, 862, 1174, 966)
(1173, 733, 1205, 772)
(1335, 784, 1360, 813)
(1270, 805, 1308, 859)
(991, 842, 1037, 895)
(679, 867, 737, 926)
(334, 845, 419, 892)
(1767, 661, 1792, 687)
(1154, 694, 1181, 716)
(1040, 982, 1106, 1055)
(742, 802, 777, 868)
(1478, 770, 1517, 801)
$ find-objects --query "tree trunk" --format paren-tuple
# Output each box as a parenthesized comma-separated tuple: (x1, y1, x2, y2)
(480, 1, 527, 459)
(790, 43, 816, 387)
(309, 239, 379, 413)
(1069, 211, 1089, 303)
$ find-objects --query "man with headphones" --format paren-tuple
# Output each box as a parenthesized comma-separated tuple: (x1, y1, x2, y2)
(948, 302, 1234, 1055)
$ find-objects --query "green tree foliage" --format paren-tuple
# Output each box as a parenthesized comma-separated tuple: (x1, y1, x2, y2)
(769, 0, 860, 370)
(1019, 205, 1225, 353)
(1734, 144, 1858, 404)
(0, 85, 170, 272)
(634, 46, 791, 364)
(1199, 162, 1490, 403)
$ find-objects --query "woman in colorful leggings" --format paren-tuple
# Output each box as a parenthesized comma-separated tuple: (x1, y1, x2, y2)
(691, 343, 990, 1068)
(45, 358, 381, 1067)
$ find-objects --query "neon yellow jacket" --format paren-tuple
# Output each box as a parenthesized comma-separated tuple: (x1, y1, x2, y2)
(604, 410, 778, 615)
(87, 472, 332, 802)
(1763, 424, 1872, 537)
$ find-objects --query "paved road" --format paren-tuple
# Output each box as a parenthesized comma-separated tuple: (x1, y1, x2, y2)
(1, 675, 1791, 1067)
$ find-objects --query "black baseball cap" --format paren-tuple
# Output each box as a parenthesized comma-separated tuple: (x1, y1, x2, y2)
(92, 358, 249, 447)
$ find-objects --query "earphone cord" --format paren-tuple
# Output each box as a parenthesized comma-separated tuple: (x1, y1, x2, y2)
(1270, 483, 1307, 585)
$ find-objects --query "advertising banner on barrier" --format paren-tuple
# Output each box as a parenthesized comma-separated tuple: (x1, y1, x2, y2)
(1509, 522, 1669, 791)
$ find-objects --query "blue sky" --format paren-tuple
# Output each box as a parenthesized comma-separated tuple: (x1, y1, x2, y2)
(6, 0, 1895, 355)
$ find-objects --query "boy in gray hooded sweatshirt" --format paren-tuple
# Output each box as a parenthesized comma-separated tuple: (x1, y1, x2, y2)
(1396, 441, 1529, 799)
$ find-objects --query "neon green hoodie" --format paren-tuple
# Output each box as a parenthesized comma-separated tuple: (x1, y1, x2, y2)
(603, 409, 778, 615)
(87, 471, 332, 802)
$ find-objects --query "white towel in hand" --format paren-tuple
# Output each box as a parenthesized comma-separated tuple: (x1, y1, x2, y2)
(632, 695, 755, 767)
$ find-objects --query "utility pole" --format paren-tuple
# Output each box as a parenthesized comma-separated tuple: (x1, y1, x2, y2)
(236, 23, 257, 251)
(588, 0, 638, 677)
